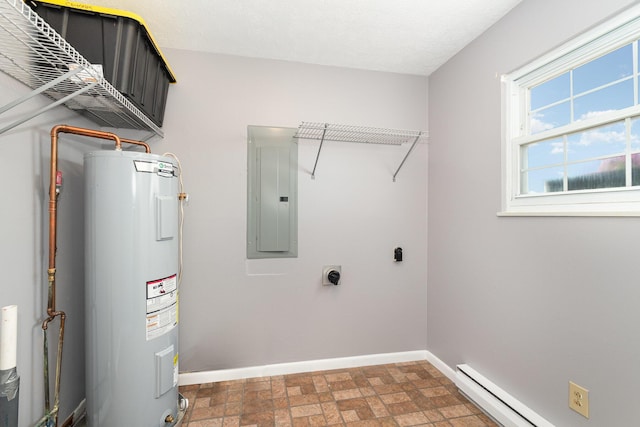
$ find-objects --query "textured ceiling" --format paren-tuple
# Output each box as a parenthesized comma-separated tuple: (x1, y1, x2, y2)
(65, 0, 522, 76)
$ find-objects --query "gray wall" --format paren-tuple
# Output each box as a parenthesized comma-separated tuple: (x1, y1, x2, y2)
(0, 49, 428, 424)
(427, 0, 640, 426)
(156, 50, 428, 372)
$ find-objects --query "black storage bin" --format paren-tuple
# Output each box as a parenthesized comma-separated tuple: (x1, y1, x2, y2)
(27, 0, 176, 127)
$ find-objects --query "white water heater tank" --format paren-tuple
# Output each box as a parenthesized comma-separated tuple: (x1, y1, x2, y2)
(85, 150, 180, 426)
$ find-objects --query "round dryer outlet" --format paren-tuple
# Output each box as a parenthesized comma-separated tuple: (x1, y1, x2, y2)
(322, 265, 341, 286)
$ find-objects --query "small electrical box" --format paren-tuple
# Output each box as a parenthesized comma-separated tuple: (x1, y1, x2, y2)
(394, 247, 403, 262)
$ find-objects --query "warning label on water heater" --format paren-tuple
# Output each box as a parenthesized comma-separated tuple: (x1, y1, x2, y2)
(146, 274, 178, 341)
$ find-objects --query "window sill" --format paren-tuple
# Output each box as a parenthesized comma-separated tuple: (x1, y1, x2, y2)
(497, 210, 640, 217)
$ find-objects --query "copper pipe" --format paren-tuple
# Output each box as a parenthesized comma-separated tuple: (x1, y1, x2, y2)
(51, 312, 66, 426)
(42, 326, 50, 415)
(121, 137, 151, 153)
(48, 125, 122, 315)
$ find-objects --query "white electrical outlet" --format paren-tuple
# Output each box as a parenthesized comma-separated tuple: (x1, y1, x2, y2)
(322, 265, 341, 286)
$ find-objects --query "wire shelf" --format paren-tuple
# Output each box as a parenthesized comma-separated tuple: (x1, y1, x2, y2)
(295, 122, 425, 145)
(0, 0, 163, 137)
(295, 121, 428, 181)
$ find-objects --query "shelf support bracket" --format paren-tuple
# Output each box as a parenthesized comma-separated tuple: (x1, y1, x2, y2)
(0, 80, 97, 135)
(392, 132, 422, 182)
(310, 123, 328, 180)
(0, 68, 83, 116)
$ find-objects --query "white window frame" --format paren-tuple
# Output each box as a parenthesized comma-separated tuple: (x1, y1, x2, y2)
(501, 3, 640, 216)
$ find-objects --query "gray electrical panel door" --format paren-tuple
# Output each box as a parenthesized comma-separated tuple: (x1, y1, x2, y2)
(258, 146, 290, 251)
(247, 126, 298, 258)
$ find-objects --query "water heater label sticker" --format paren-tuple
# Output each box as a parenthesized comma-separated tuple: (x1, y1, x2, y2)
(146, 275, 178, 340)
(134, 160, 175, 177)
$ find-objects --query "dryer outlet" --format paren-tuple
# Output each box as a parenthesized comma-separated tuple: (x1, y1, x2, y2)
(322, 266, 342, 286)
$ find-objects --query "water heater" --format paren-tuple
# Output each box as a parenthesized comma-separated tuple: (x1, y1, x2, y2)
(85, 150, 180, 426)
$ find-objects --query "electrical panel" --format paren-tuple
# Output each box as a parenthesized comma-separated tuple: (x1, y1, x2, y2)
(247, 126, 298, 259)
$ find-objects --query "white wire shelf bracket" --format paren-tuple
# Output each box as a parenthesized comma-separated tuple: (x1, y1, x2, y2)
(0, 0, 163, 138)
(294, 122, 428, 181)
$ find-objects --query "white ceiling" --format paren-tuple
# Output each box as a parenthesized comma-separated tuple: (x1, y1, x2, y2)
(67, 0, 522, 76)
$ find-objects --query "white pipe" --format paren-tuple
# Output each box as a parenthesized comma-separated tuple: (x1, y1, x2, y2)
(0, 305, 17, 370)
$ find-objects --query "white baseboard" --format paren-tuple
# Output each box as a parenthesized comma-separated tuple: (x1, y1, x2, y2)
(424, 351, 457, 381)
(178, 350, 429, 386)
(71, 398, 86, 426)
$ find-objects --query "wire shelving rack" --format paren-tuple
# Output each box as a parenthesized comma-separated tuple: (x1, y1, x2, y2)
(0, 0, 163, 138)
(294, 121, 428, 181)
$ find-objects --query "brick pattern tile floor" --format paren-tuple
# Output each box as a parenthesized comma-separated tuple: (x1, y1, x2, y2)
(178, 360, 499, 427)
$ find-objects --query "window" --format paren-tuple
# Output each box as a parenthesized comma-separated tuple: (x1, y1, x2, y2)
(502, 4, 640, 215)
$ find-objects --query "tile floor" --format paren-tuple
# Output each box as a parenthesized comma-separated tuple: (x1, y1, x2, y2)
(178, 360, 499, 427)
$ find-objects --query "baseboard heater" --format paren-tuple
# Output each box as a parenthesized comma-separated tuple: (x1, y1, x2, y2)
(455, 364, 555, 427)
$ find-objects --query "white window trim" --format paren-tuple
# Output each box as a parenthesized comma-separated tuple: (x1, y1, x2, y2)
(500, 3, 640, 217)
